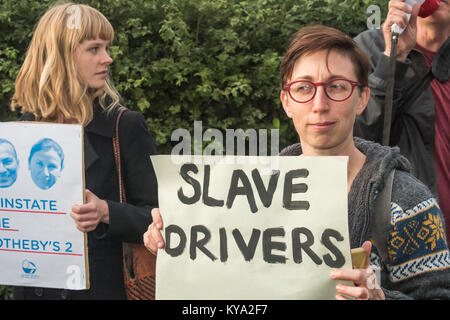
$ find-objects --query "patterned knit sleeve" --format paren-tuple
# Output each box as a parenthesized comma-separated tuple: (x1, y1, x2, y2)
(374, 171, 450, 299)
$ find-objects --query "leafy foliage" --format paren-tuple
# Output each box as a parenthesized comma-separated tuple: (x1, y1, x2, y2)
(0, 285, 12, 300)
(1, 0, 389, 152)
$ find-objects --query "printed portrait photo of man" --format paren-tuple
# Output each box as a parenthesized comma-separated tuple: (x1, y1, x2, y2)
(0, 138, 19, 188)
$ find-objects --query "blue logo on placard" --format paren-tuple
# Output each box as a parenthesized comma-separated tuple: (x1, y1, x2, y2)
(22, 260, 37, 274)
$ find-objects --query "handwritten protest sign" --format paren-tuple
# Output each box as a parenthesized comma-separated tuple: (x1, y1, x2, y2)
(0, 122, 88, 289)
(152, 155, 352, 299)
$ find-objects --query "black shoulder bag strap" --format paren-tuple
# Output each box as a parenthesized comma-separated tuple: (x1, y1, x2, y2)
(372, 169, 395, 268)
(383, 33, 399, 146)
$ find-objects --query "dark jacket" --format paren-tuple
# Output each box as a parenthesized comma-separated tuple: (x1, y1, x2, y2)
(280, 138, 450, 299)
(353, 29, 442, 197)
(13, 103, 158, 299)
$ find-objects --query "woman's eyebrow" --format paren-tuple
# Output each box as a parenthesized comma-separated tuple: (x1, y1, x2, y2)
(292, 74, 349, 81)
(87, 41, 110, 47)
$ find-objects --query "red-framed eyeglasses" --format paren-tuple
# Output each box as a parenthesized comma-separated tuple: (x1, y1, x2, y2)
(283, 78, 363, 103)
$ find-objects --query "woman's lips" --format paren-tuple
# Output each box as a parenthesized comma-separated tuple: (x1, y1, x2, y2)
(309, 122, 335, 130)
(96, 71, 108, 78)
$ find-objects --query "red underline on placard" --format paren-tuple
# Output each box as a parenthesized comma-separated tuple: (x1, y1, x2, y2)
(0, 209, 66, 215)
(0, 248, 82, 256)
(0, 228, 19, 232)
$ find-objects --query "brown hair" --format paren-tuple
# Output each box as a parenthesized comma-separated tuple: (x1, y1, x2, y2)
(280, 25, 370, 89)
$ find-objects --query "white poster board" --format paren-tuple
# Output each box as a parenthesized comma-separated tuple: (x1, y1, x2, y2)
(0, 122, 88, 289)
(152, 155, 351, 300)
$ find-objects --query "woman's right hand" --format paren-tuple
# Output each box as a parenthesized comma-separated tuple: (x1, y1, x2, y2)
(143, 208, 165, 255)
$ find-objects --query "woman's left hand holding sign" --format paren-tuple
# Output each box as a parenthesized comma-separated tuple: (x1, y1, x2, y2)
(143, 208, 165, 255)
(70, 189, 109, 232)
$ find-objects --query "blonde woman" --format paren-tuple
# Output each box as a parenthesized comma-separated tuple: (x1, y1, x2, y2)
(11, 3, 158, 299)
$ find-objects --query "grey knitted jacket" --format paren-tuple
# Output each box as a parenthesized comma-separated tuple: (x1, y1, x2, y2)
(280, 137, 450, 299)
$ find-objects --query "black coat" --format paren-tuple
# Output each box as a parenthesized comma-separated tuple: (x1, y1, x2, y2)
(13, 104, 158, 299)
(353, 29, 449, 198)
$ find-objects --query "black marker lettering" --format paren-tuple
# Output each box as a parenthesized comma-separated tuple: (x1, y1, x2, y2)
(232, 228, 261, 261)
(321, 228, 345, 268)
(292, 227, 322, 265)
(252, 169, 280, 208)
(165, 224, 187, 257)
(178, 163, 201, 205)
(219, 227, 228, 262)
(190, 225, 217, 261)
(263, 227, 287, 264)
(203, 165, 224, 207)
(283, 169, 310, 210)
(226, 169, 258, 213)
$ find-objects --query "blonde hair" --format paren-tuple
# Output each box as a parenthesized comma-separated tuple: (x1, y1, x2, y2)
(11, 2, 120, 126)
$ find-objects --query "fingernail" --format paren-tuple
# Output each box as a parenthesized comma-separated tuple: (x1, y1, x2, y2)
(330, 271, 338, 279)
(158, 241, 163, 248)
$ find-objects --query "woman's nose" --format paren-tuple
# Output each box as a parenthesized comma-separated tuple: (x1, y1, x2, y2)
(311, 86, 330, 112)
(102, 50, 113, 65)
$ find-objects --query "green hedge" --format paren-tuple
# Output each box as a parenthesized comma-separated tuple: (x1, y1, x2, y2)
(0, 0, 388, 299)
(1, 0, 389, 153)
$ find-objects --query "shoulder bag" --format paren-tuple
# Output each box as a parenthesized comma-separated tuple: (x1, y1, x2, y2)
(113, 106, 157, 300)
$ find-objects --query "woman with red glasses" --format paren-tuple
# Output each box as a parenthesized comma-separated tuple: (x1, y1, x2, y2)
(144, 24, 450, 300)
(278, 25, 450, 300)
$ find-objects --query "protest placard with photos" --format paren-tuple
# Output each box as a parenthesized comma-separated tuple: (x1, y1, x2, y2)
(0, 122, 88, 289)
(151, 155, 352, 299)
